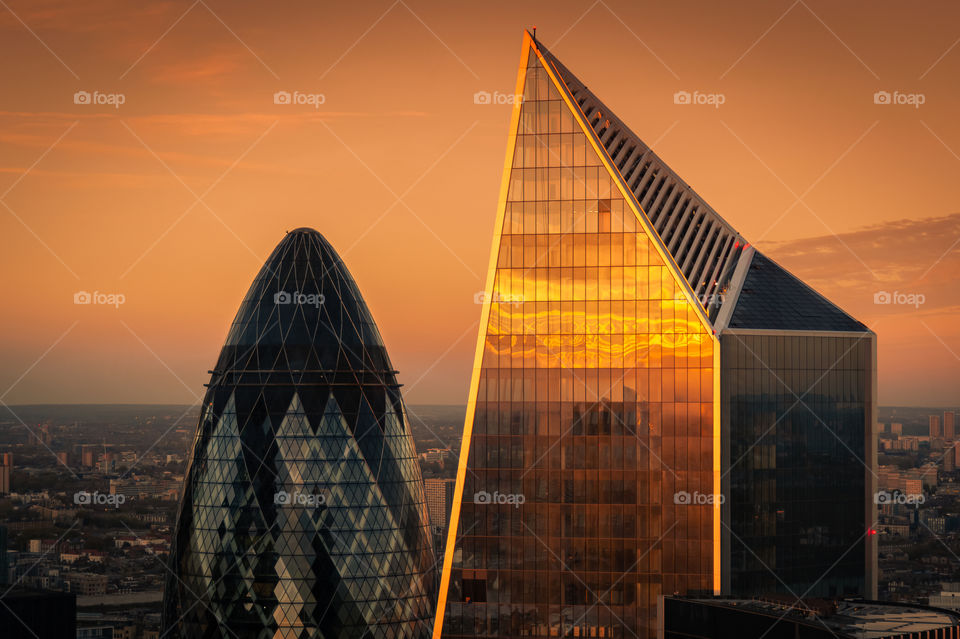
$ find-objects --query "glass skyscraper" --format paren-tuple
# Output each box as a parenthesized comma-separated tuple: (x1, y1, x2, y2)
(435, 31, 875, 639)
(163, 229, 437, 639)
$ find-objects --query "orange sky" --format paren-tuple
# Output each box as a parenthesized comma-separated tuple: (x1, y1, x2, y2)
(1, 0, 958, 407)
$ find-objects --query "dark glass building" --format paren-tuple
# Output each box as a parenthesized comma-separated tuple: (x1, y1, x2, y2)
(1, 589, 76, 639)
(163, 229, 437, 639)
(434, 31, 875, 639)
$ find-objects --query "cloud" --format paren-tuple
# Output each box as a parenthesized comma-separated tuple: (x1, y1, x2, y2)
(759, 213, 960, 315)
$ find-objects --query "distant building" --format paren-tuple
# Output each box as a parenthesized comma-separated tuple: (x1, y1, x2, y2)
(0, 588, 75, 639)
(80, 445, 98, 468)
(663, 596, 960, 639)
(424, 478, 456, 530)
(932, 415, 942, 438)
(891, 422, 903, 434)
(0, 456, 10, 495)
(946, 411, 957, 440)
(945, 442, 960, 472)
(64, 572, 108, 596)
(55, 451, 68, 466)
(109, 477, 178, 501)
(419, 448, 453, 466)
(0, 525, 8, 585)
(930, 591, 960, 610)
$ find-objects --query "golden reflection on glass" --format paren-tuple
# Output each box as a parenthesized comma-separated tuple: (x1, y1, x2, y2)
(443, 50, 716, 639)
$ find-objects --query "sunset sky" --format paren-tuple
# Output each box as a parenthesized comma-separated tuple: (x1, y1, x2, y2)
(1, 0, 958, 407)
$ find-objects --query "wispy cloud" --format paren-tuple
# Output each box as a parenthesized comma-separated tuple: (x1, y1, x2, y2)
(761, 213, 960, 314)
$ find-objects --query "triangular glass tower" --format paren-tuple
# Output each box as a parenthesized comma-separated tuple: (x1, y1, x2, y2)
(435, 31, 875, 639)
(434, 34, 721, 639)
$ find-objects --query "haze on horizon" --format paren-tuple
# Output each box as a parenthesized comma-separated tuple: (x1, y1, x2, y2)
(1, 0, 958, 408)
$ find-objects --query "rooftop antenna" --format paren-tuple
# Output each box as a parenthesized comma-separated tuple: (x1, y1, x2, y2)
(532, 26, 537, 41)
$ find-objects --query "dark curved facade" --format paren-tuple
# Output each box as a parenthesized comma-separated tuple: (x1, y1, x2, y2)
(163, 229, 437, 639)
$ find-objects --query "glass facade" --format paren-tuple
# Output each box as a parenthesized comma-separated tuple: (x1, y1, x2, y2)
(722, 332, 872, 597)
(163, 229, 437, 639)
(437, 47, 718, 639)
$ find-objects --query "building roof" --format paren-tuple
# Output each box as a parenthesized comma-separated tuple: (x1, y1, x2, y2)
(728, 251, 869, 332)
(674, 597, 960, 639)
(529, 32, 865, 333)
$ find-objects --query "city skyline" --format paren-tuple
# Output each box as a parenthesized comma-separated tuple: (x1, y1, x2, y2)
(1, 0, 960, 408)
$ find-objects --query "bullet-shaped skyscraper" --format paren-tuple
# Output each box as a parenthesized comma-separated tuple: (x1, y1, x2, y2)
(164, 229, 437, 639)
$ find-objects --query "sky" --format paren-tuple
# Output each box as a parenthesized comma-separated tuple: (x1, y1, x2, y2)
(0, 0, 958, 407)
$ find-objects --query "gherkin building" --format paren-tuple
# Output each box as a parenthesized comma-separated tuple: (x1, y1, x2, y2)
(163, 228, 437, 639)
